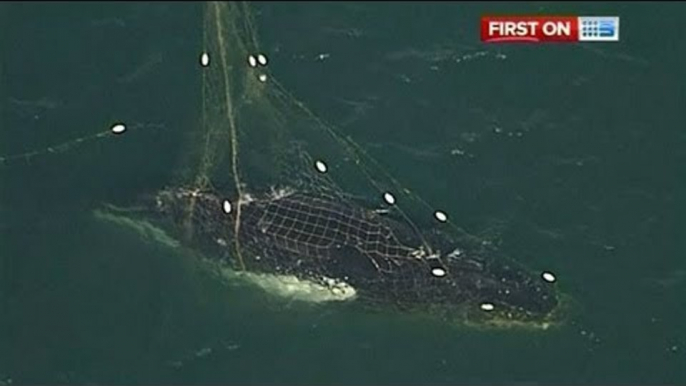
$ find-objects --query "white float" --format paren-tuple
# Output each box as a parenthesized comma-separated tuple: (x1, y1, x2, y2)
(383, 192, 396, 205)
(110, 123, 126, 135)
(541, 271, 557, 283)
(431, 267, 446, 277)
(434, 210, 448, 222)
(314, 160, 328, 173)
(200, 52, 210, 67)
(248, 55, 257, 68)
(222, 199, 232, 214)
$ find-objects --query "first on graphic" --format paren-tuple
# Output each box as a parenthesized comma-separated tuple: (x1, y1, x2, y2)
(481, 16, 620, 43)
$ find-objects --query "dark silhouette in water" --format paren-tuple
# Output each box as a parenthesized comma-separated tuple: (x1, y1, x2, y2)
(144, 182, 560, 326)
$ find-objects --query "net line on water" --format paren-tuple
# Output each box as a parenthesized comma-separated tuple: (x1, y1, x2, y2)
(0, 2, 483, 279)
(192, 1, 469, 278)
(0, 1, 565, 328)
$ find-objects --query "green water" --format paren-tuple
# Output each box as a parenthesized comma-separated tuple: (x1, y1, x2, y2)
(2, 2, 685, 385)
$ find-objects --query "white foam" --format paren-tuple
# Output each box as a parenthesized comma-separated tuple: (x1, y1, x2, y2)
(447, 248, 462, 258)
(93, 208, 180, 249)
(268, 186, 295, 200)
(234, 271, 357, 302)
(96, 206, 357, 305)
(239, 193, 256, 204)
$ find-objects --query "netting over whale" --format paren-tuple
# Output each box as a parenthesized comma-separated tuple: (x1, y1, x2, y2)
(139, 2, 561, 326)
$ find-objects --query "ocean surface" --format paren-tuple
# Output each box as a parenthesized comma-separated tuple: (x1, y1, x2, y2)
(1, 2, 685, 385)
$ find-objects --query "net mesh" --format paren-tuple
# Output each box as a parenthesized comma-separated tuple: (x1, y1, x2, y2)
(145, 1, 561, 325)
(180, 2, 439, 267)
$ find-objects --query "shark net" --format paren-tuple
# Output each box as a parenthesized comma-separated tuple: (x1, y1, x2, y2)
(141, 2, 560, 326)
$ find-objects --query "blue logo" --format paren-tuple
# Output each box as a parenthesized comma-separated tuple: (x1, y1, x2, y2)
(598, 21, 615, 37)
(579, 17, 619, 41)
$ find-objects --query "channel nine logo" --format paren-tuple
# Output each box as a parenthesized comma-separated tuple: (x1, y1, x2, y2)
(481, 16, 620, 43)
